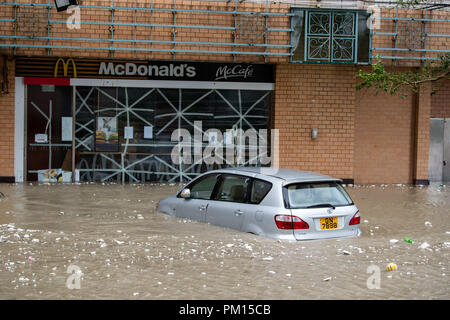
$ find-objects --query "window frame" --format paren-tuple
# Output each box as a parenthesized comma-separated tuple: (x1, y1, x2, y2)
(177, 173, 220, 200)
(178, 172, 273, 205)
(211, 173, 252, 204)
(248, 178, 273, 205)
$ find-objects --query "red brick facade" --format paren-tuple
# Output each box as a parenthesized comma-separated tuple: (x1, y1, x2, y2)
(0, 58, 15, 179)
(274, 64, 355, 179)
(355, 85, 414, 184)
(431, 78, 450, 118)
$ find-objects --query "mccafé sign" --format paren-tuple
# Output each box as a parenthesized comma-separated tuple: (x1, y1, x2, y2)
(16, 57, 274, 83)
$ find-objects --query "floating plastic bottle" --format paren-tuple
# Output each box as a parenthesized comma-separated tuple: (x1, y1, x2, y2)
(404, 237, 413, 244)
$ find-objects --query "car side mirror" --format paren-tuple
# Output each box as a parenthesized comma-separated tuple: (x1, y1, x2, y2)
(180, 188, 191, 199)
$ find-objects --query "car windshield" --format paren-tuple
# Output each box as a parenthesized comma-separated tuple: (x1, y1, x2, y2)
(286, 182, 353, 208)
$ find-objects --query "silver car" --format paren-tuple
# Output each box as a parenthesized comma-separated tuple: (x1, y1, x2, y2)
(157, 167, 361, 241)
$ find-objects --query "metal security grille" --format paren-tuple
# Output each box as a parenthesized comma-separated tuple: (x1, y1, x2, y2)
(397, 20, 426, 49)
(236, 14, 266, 43)
(290, 8, 370, 64)
(306, 11, 356, 62)
(16, 4, 47, 38)
(371, 6, 450, 62)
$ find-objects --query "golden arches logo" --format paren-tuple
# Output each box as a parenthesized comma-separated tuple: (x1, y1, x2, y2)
(54, 58, 77, 78)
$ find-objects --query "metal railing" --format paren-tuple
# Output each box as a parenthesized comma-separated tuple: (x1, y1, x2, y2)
(372, 6, 450, 62)
(0, 0, 292, 61)
(0, 1, 449, 62)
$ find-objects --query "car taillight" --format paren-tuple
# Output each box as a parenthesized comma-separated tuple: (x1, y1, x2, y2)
(274, 215, 309, 229)
(349, 210, 360, 225)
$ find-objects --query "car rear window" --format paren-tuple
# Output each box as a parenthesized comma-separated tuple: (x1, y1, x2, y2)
(286, 182, 353, 208)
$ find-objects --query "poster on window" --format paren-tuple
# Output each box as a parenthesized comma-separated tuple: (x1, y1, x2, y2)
(95, 116, 119, 152)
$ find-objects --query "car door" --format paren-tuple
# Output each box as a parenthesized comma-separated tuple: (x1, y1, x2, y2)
(205, 174, 251, 231)
(175, 173, 220, 222)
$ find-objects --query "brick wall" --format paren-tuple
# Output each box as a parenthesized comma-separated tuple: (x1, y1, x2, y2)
(0, 0, 290, 64)
(273, 63, 437, 184)
(0, 58, 15, 179)
(354, 67, 435, 184)
(1, 2, 448, 64)
(372, 8, 450, 67)
(354, 83, 414, 184)
(431, 78, 450, 118)
(274, 64, 355, 180)
(0, 1, 446, 183)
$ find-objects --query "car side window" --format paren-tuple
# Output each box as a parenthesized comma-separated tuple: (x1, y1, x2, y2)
(250, 179, 272, 204)
(214, 175, 249, 203)
(189, 174, 219, 200)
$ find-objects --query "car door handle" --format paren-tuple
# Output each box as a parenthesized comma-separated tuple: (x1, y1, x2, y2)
(199, 205, 207, 211)
(234, 209, 244, 216)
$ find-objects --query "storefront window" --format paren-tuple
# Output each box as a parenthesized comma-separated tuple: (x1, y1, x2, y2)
(72, 86, 272, 182)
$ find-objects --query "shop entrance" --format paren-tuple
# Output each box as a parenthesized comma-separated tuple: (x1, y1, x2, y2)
(26, 85, 73, 182)
(429, 118, 450, 182)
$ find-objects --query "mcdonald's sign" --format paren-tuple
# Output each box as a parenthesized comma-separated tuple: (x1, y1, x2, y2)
(54, 58, 77, 78)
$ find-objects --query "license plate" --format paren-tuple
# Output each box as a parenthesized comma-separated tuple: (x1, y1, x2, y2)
(320, 217, 338, 230)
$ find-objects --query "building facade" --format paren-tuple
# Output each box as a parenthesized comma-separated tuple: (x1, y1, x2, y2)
(0, 0, 449, 184)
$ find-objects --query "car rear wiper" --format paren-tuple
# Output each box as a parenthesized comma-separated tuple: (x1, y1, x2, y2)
(306, 203, 336, 209)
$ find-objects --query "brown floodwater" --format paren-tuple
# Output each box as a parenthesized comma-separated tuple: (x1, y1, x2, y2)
(0, 182, 448, 300)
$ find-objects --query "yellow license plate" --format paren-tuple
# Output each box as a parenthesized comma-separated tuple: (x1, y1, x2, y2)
(320, 217, 338, 230)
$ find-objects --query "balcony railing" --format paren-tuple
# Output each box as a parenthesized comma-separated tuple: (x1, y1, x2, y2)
(0, 1, 448, 64)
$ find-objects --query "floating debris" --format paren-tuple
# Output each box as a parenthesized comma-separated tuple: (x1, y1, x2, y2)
(337, 249, 352, 255)
(404, 237, 414, 244)
(386, 263, 397, 272)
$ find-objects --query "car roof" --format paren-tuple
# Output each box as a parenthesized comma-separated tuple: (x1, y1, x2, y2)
(211, 167, 342, 184)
